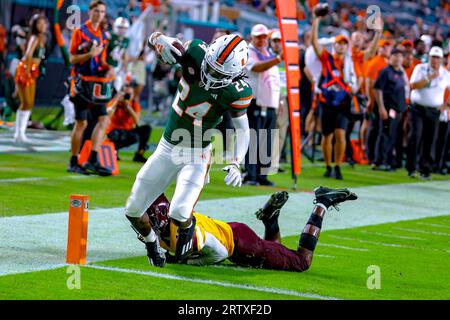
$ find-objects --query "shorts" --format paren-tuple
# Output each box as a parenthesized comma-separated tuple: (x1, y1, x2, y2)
(321, 103, 350, 136)
(70, 94, 107, 121)
(228, 222, 309, 272)
(14, 61, 39, 88)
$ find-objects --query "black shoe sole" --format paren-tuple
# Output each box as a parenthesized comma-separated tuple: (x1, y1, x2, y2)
(314, 186, 357, 207)
(256, 191, 289, 221)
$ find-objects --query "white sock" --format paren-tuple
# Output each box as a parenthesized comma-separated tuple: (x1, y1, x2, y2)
(144, 229, 157, 243)
(14, 112, 22, 139)
(19, 110, 31, 137)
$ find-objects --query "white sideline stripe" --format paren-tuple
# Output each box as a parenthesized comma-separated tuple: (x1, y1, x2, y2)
(319, 243, 369, 252)
(0, 175, 91, 183)
(415, 222, 450, 229)
(327, 235, 449, 253)
(86, 264, 342, 300)
(1, 180, 450, 277)
(359, 230, 425, 241)
(393, 227, 450, 237)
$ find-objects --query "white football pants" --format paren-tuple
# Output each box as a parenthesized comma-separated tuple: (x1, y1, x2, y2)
(125, 137, 211, 223)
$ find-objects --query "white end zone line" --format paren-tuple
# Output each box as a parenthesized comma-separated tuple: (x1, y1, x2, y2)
(85, 264, 343, 300)
(1, 180, 450, 278)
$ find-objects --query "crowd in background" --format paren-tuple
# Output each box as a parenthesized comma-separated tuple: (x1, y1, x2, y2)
(0, 0, 449, 181)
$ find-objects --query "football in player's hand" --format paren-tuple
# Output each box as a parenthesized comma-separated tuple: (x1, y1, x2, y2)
(171, 41, 185, 62)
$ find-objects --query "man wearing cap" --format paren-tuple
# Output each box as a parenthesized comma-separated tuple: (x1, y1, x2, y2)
(311, 11, 357, 180)
(407, 46, 450, 178)
(269, 29, 289, 173)
(244, 23, 283, 186)
(373, 47, 407, 171)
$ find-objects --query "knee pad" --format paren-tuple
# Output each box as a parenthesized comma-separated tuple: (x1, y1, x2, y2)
(168, 203, 192, 223)
(124, 194, 146, 218)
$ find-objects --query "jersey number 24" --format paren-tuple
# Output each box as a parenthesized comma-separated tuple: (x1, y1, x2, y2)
(172, 77, 212, 127)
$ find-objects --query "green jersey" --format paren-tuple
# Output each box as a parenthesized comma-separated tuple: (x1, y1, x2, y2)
(164, 39, 253, 148)
(106, 33, 129, 67)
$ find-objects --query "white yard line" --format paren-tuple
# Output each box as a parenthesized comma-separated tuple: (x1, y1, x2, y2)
(327, 235, 449, 253)
(314, 254, 336, 258)
(393, 227, 450, 237)
(1, 180, 450, 277)
(414, 222, 450, 229)
(85, 264, 342, 300)
(319, 243, 369, 252)
(359, 230, 426, 241)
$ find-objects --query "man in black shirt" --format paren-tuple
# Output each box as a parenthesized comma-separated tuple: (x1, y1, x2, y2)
(373, 47, 407, 170)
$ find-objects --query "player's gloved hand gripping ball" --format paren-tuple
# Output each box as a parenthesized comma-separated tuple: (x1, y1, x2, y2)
(148, 32, 185, 65)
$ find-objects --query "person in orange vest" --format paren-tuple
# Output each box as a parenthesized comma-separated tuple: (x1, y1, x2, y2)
(311, 8, 357, 180)
(67, 0, 114, 176)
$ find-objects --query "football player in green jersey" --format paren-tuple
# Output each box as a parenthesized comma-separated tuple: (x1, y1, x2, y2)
(125, 32, 253, 266)
(107, 17, 130, 91)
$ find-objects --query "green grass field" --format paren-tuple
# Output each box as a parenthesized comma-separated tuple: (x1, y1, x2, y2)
(1, 128, 450, 300)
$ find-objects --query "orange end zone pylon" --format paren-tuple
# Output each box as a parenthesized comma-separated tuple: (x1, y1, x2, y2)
(66, 194, 89, 264)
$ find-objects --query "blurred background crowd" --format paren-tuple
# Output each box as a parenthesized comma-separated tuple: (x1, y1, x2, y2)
(0, 0, 449, 182)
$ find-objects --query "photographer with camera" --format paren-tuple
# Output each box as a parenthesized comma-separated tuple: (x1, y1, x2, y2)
(106, 81, 151, 163)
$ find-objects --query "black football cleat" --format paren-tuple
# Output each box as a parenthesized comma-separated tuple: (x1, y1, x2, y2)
(67, 163, 89, 175)
(133, 153, 148, 163)
(314, 186, 357, 210)
(145, 240, 166, 267)
(334, 165, 343, 180)
(255, 191, 289, 222)
(323, 166, 333, 178)
(175, 216, 196, 262)
(83, 161, 112, 177)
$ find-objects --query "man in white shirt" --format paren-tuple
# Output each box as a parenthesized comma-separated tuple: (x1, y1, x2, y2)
(407, 46, 450, 178)
(244, 24, 283, 186)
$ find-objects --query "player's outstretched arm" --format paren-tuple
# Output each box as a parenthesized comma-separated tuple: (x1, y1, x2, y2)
(147, 32, 184, 65)
(311, 8, 324, 58)
(223, 110, 250, 188)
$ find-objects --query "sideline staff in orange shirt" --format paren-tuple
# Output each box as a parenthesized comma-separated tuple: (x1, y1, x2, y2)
(106, 82, 152, 163)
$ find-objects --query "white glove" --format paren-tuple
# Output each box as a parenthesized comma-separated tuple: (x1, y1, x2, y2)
(223, 163, 242, 187)
(148, 33, 182, 65)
